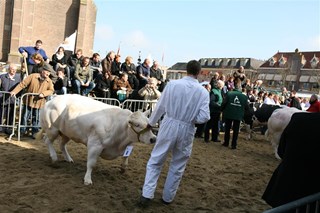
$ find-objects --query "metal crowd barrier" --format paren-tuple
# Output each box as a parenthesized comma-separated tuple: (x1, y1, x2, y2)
(264, 192, 320, 213)
(0, 93, 158, 141)
(91, 97, 121, 107)
(17, 93, 46, 141)
(122, 99, 157, 114)
(0, 91, 18, 141)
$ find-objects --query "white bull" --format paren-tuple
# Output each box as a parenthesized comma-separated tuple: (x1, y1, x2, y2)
(36, 94, 156, 185)
(266, 107, 305, 159)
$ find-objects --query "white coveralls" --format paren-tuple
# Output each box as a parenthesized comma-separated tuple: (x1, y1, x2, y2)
(142, 76, 210, 203)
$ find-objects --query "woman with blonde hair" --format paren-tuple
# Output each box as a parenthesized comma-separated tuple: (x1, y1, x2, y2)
(121, 56, 139, 98)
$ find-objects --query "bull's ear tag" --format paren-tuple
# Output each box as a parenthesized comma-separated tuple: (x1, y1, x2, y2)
(123, 145, 133, 157)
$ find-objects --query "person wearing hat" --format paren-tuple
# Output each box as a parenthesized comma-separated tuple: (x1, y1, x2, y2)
(306, 94, 320, 112)
(10, 68, 54, 138)
(31, 53, 58, 83)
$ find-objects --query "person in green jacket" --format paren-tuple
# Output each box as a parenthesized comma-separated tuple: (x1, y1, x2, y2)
(204, 80, 224, 143)
(221, 79, 249, 149)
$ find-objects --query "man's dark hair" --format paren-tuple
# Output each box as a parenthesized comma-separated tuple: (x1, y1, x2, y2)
(92, 53, 100, 58)
(186, 60, 201, 76)
(36, 40, 43, 44)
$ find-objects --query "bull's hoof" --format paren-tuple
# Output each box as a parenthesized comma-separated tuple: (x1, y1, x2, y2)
(65, 159, 74, 163)
(84, 180, 93, 185)
(51, 157, 58, 163)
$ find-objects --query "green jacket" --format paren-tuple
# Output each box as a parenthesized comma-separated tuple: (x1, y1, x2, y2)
(209, 87, 223, 114)
(221, 89, 248, 121)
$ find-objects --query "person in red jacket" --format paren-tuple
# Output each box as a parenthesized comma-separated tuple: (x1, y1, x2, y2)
(306, 94, 320, 112)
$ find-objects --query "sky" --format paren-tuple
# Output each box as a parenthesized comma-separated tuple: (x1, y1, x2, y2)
(93, 0, 320, 67)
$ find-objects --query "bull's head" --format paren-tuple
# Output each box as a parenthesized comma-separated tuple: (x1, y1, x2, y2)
(128, 111, 156, 144)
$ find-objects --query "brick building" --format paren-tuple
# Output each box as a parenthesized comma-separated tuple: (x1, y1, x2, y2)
(257, 49, 320, 93)
(0, 0, 97, 64)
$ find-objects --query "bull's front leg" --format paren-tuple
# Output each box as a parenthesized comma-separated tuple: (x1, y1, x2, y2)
(120, 157, 129, 173)
(84, 145, 103, 185)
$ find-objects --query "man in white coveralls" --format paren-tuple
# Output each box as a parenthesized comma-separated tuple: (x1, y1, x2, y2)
(139, 60, 210, 207)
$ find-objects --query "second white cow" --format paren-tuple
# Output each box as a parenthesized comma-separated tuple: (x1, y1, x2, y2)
(37, 94, 156, 185)
(266, 107, 305, 159)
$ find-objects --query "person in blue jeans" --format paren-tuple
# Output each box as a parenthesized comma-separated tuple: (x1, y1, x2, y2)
(10, 69, 54, 138)
(74, 57, 95, 96)
(0, 63, 22, 134)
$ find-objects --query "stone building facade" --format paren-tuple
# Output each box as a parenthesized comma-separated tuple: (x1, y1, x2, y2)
(0, 0, 97, 64)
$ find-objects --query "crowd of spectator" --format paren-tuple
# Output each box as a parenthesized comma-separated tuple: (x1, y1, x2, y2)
(9, 40, 167, 101)
(196, 66, 320, 148)
(0, 40, 166, 138)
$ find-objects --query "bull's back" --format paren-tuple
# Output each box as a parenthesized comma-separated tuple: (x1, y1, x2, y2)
(44, 95, 130, 145)
(40, 94, 119, 134)
(267, 107, 301, 133)
(255, 104, 282, 123)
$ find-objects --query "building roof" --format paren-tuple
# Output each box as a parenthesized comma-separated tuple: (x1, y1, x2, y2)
(168, 62, 187, 70)
(198, 58, 264, 70)
(260, 50, 320, 69)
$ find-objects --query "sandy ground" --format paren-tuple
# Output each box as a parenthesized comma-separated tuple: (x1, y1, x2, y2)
(0, 131, 279, 213)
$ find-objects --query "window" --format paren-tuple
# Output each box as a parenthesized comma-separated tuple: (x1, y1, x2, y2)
(269, 57, 276, 66)
(200, 59, 207, 66)
(240, 58, 248, 67)
(207, 59, 214, 66)
(310, 54, 319, 69)
(279, 54, 287, 67)
(222, 58, 230, 67)
(230, 58, 239, 67)
(214, 58, 222, 67)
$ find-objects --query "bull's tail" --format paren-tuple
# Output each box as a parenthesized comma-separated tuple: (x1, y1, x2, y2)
(264, 129, 269, 139)
(35, 129, 45, 141)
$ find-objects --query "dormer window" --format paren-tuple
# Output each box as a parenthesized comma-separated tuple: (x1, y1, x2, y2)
(207, 58, 214, 66)
(301, 55, 307, 68)
(200, 58, 207, 66)
(230, 58, 239, 67)
(269, 57, 276, 66)
(279, 54, 287, 67)
(222, 58, 230, 67)
(310, 54, 319, 69)
(240, 58, 248, 67)
(214, 58, 222, 67)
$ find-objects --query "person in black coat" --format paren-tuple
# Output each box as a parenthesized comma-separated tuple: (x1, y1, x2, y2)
(288, 90, 302, 110)
(262, 112, 320, 209)
(54, 68, 68, 95)
(0, 63, 22, 134)
(94, 71, 112, 98)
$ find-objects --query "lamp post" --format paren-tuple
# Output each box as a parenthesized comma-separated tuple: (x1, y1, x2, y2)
(137, 51, 141, 65)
